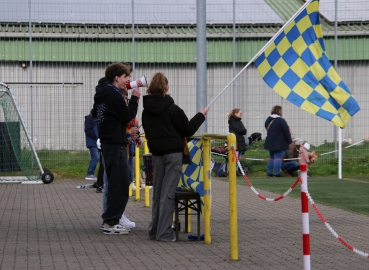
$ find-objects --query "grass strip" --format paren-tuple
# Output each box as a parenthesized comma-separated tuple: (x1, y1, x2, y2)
(218, 176, 369, 216)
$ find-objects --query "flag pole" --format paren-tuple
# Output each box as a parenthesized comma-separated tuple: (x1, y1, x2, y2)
(205, 0, 315, 109)
(334, 0, 342, 179)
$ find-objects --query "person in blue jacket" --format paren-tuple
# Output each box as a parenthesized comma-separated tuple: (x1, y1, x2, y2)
(84, 110, 99, 181)
(264, 105, 292, 177)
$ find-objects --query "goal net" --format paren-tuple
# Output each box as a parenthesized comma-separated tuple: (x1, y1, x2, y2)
(0, 83, 49, 183)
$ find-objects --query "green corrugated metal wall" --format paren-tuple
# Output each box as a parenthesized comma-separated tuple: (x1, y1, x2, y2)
(1, 37, 369, 63)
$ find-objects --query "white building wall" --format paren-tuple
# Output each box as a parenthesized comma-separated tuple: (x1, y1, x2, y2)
(1, 61, 367, 150)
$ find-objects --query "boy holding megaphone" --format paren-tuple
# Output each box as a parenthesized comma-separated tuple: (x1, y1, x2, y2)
(126, 76, 148, 90)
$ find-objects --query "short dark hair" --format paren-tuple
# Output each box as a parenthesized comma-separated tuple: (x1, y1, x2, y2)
(105, 62, 132, 83)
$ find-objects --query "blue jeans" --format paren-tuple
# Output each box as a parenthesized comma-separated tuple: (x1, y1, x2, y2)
(267, 150, 286, 175)
(236, 151, 245, 171)
(87, 147, 99, 176)
(236, 151, 245, 160)
(281, 161, 299, 174)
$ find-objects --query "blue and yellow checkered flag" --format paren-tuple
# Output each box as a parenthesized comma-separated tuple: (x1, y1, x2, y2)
(178, 139, 205, 213)
(255, 0, 359, 128)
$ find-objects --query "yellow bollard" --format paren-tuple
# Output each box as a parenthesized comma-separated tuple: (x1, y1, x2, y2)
(144, 137, 149, 155)
(202, 138, 212, 244)
(144, 137, 150, 207)
(227, 133, 239, 261)
(135, 144, 141, 202)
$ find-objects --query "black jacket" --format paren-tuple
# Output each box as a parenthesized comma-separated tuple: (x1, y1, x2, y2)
(228, 115, 247, 152)
(142, 94, 205, 156)
(92, 77, 138, 145)
(264, 116, 292, 151)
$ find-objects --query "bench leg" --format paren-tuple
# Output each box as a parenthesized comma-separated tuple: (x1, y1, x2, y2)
(184, 199, 189, 233)
(175, 198, 180, 241)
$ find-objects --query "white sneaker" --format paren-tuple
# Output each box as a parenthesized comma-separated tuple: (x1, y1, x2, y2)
(120, 213, 136, 229)
(102, 224, 129, 235)
(85, 175, 97, 181)
(141, 184, 152, 190)
(131, 182, 137, 190)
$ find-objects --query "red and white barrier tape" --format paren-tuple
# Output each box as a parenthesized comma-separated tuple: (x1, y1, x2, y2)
(230, 146, 369, 259)
(232, 148, 300, 201)
(226, 147, 369, 259)
(300, 180, 369, 258)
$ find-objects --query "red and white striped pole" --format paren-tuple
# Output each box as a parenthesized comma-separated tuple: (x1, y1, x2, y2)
(300, 164, 311, 269)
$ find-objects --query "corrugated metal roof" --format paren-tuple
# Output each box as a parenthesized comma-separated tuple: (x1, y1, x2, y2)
(0, 23, 283, 39)
(1, 0, 283, 25)
(1, 19, 368, 39)
(1, 0, 369, 63)
(1, 36, 368, 63)
(320, 0, 369, 22)
(265, 0, 369, 32)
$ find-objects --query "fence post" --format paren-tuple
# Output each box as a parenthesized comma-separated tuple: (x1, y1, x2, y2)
(202, 137, 212, 244)
(227, 133, 238, 260)
(300, 164, 311, 270)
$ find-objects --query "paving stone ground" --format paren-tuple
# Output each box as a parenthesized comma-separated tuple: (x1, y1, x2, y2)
(0, 177, 368, 269)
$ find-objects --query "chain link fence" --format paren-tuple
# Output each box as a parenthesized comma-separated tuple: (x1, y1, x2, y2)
(1, 0, 368, 173)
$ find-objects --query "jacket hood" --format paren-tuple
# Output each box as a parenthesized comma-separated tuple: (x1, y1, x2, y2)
(94, 77, 113, 104)
(95, 77, 108, 92)
(143, 94, 174, 115)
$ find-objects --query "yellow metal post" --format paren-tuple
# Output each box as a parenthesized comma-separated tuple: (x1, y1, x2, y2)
(135, 144, 141, 202)
(227, 133, 239, 260)
(202, 138, 212, 244)
(144, 137, 150, 207)
(144, 137, 149, 154)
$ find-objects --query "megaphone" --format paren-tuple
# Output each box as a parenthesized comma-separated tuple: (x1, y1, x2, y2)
(126, 76, 148, 89)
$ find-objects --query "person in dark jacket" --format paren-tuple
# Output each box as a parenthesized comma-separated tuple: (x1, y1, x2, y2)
(264, 105, 292, 177)
(142, 72, 209, 242)
(92, 62, 140, 235)
(228, 108, 247, 176)
(228, 108, 247, 159)
(84, 110, 99, 181)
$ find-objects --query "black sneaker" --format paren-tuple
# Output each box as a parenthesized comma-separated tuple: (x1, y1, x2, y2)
(96, 186, 103, 193)
(273, 174, 283, 177)
(267, 173, 273, 177)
